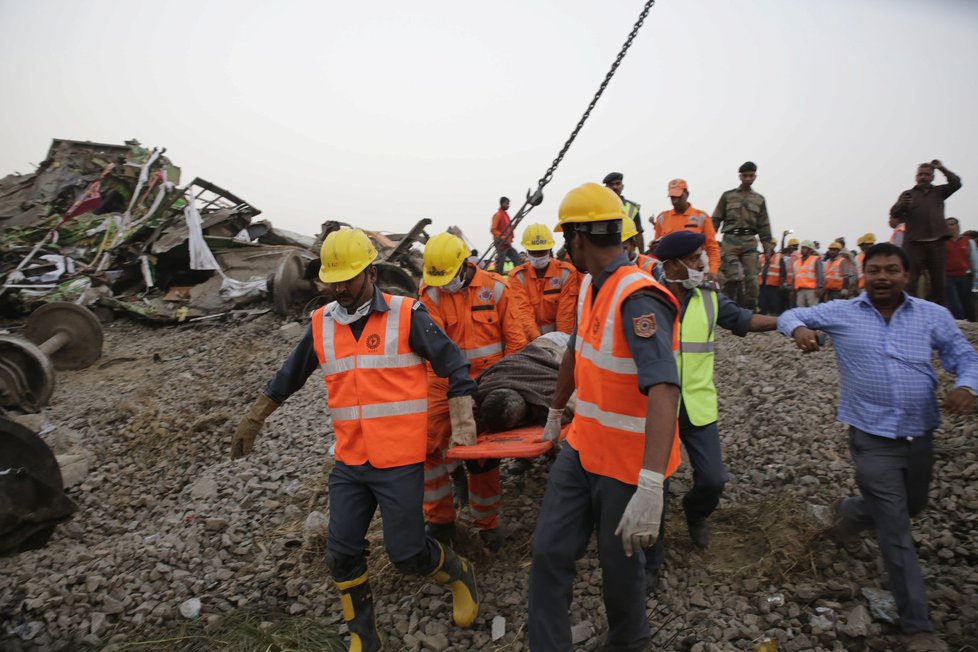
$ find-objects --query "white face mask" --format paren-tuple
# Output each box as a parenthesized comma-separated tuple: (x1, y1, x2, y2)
(332, 299, 372, 325)
(443, 274, 465, 294)
(665, 258, 707, 289)
(528, 253, 551, 269)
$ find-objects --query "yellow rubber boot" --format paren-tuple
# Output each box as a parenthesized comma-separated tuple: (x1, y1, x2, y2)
(335, 573, 383, 652)
(429, 541, 479, 628)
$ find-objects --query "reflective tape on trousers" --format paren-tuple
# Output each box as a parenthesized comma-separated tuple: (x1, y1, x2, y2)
(575, 399, 646, 433)
(330, 399, 428, 422)
(468, 493, 500, 507)
(423, 484, 452, 502)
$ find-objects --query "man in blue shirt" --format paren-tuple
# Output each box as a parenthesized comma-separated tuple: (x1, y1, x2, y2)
(777, 242, 978, 652)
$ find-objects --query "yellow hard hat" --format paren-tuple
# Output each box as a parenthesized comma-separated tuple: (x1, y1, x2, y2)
(423, 232, 468, 287)
(521, 224, 555, 251)
(828, 241, 843, 250)
(787, 238, 800, 247)
(621, 215, 638, 242)
(554, 182, 626, 233)
(319, 228, 378, 283)
(857, 232, 876, 245)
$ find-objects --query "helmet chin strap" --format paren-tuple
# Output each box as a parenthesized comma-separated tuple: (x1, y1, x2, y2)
(348, 269, 373, 308)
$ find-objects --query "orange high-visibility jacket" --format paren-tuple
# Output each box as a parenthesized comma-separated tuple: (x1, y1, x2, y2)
(311, 294, 428, 468)
(785, 251, 801, 287)
(758, 252, 783, 287)
(421, 265, 528, 377)
(508, 258, 579, 340)
(793, 255, 819, 290)
(566, 267, 682, 486)
(636, 254, 657, 275)
(857, 252, 866, 289)
(653, 204, 721, 274)
(824, 257, 847, 291)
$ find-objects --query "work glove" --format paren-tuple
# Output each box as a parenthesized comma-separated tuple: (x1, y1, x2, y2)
(230, 394, 280, 459)
(614, 469, 665, 557)
(541, 407, 564, 445)
(448, 395, 477, 447)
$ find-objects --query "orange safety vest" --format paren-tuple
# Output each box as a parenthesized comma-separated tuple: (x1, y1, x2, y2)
(824, 257, 846, 291)
(890, 224, 905, 243)
(856, 252, 866, 289)
(793, 256, 818, 290)
(421, 266, 524, 377)
(508, 258, 578, 336)
(311, 294, 428, 468)
(758, 252, 783, 287)
(784, 251, 800, 287)
(636, 253, 657, 274)
(566, 267, 682, 485)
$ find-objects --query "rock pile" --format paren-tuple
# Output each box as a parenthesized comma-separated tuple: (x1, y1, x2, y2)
(1, 316, 976, 651)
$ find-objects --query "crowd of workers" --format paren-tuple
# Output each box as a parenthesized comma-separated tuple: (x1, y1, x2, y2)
(229, 160, 978, 652)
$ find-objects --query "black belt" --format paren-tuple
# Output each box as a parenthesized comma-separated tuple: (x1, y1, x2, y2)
(727, 228, 758, 236)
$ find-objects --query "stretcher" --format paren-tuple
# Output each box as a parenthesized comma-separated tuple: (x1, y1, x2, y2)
(445, 424, 569, 460)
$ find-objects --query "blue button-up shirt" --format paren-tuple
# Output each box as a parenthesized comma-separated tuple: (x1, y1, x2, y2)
(777, 293, 978, 439)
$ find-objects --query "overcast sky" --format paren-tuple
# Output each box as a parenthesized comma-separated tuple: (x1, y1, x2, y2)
(1, 0, 976, 252)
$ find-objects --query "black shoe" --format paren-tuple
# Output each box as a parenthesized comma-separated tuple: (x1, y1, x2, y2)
(687, 517, 710, 549)
(478, 528, 504, 552)
(425, 521, 457, 546)
(645, 566, 661, 595)
(507, 458, 532, 476)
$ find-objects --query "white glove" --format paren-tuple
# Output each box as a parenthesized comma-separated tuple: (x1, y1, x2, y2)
(614, 469, 665, 557)
(448, 395, 477, 447)
(541, 407, 564, 444)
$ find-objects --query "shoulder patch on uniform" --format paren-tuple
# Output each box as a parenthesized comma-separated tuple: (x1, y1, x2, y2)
(633, 313, 657, 338)
(478, 287, 494, 302)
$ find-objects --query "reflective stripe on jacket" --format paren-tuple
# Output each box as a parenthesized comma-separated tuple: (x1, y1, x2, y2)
(311, 294, 428, 468)
(566, 267, 682, 485)
(508, 259, 579, 339)
(677, 288, 719, 426)
(824, 257, 846, 291)
(421, 265, 528, 377)
(793, 256, 818, 290)
(758, 252, 783, 287)
(636, 254, 657, 275)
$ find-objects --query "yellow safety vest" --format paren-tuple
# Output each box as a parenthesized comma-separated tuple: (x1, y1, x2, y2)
(677, 288, 719, 426)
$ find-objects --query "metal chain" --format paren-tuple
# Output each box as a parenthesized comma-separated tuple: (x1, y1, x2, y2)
(480, 0, 656, 267)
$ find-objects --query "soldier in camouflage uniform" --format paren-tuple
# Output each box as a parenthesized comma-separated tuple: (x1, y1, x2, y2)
(711, 161, 772, 310)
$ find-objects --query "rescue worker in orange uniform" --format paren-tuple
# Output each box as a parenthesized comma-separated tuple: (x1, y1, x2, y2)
(528, 183, 682, 651)
(824, 241, 854, 301)
(231, 229, 480, 651)
(508, 223, 580, 340)
(784, 238, 801, 308)
(420, 232, 529, 552)
(793, 240, 825, 307)
(855, 233, 876, 290)
(622, 216, 657, 274)
(653, 178, 721, 279)
(758, 238, 787, 315)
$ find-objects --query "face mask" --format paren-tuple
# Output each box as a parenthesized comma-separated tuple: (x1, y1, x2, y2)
(664, 260, 706, 289)
(443, 274, 465, 294)
(529, 253, 551, 269)
(332, 299, 372, 325)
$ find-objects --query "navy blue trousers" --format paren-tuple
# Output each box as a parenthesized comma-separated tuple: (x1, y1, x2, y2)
(326, 461, 441, 582)
(528, 445, 650, 652)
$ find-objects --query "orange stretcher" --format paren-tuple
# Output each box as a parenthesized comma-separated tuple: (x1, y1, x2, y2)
(446, 424, 569, 460)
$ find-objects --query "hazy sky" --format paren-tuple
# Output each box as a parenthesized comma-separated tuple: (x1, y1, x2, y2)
(1, 0, 976, 252)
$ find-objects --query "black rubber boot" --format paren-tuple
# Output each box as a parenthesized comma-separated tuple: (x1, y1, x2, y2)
(335, 572, 383, 652)
(425, 521, 457, 546)
(430, 540, 479, 628)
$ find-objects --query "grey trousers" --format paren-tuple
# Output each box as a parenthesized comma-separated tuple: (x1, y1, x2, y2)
(528, 445, 650, 652)
(837, 427, 934, 634)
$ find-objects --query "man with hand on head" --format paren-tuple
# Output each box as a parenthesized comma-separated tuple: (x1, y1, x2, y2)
(777, 242, 978, 652)
(231, 229, 480, 651)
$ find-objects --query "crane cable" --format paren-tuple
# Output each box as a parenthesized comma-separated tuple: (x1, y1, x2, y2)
(479, 0, 657, 267)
